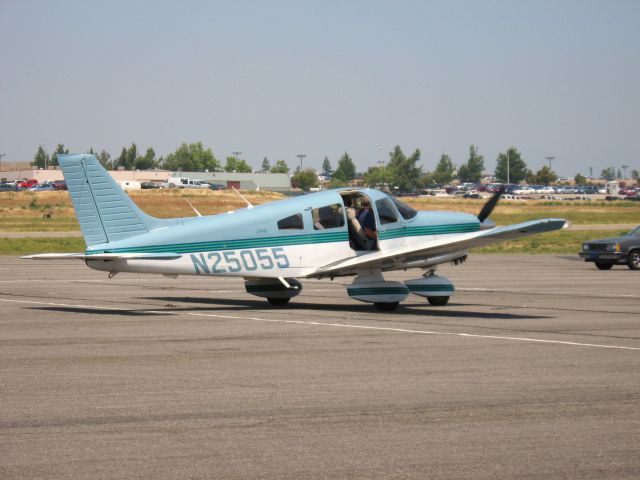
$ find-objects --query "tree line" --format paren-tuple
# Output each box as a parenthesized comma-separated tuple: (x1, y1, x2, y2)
(32, 143, 290, 175)
(32, 143, 638, 193)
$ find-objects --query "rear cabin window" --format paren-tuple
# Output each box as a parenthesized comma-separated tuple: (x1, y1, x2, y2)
(391, 196, 418, 220)
(277, 213, 304, 230)
(376, 198, 399, 224)
(312, 204, 345, 230)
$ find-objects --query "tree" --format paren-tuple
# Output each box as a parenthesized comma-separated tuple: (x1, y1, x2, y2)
(601, 167, 615, 181)
(162, 142, 221, 172)
(574, 173, 587, 185)
(386, 146, 422, 192)
(125, 143, 138, 170)
(528, 165, 558, 185)
(333, 152, 357, 182)
(50, 144, 69, 167)
(362, 165, 385, 188)
(321, 156, 333, 177)
(632, 169, 639, 181)
(224, 156, 252, 173)
(291, 168, 319, 191)
(457, 145, 484, 183)
(431, 154, 456, 186)
(617, 168, 622, 179)
(97, 150, 111, 169)
(270, 159, 289, 174)
(261, 157, 270, 172)
(116, 147, 127, 169)
(135, 147, 157, 170)
(32, 145, 50, 169)
(495, 147, 527, 183)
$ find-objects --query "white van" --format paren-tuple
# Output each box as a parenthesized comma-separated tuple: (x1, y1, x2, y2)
(165, 177, 210, 189)
(118, 180, 141, 191)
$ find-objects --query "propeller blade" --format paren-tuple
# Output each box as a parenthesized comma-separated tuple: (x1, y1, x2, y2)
(477, 187, 505, 223)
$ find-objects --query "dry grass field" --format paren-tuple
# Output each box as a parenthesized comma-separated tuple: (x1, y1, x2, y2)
(1, 189, 638, 254)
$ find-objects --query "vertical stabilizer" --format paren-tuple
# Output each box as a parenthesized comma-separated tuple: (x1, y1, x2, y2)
(59, 154, 165, 246)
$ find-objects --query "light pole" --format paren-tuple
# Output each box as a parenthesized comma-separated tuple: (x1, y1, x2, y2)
(232, 151, 241, 161)
(296, 154, 306, 172)
(506, 150, 510, 184)
(589, 166, 593, 178)
(545, 156, 555, 170)
(0, 153, 5, 172)
(376, 144, 385, 189)
(621, 165, 629, 179)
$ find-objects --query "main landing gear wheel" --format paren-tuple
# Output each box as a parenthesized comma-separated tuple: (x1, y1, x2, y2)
(427, 296, 450, 306)
(374, 302, 400, 311)
(628, 250, 640, 270)
(595, 262, 613, 270)
(267, 297, 291, 306)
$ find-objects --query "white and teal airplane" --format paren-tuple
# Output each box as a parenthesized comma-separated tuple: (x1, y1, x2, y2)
(25, 154, 568, 310)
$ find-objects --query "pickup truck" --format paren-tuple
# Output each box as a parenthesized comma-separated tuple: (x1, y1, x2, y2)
(579, 226, 640, 270)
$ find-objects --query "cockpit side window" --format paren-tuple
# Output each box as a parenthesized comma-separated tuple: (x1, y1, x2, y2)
(375, 198, 399, 224)
(312, 204, 345, 230)
(277, 213, 304, 230)
(390, 196, 418, 220)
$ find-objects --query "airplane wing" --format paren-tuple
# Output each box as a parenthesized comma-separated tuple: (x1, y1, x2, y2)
(21, 252, 182, 261)
(311, 218, 568, 277)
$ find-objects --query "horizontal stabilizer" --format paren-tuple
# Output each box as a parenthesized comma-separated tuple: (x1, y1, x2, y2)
(21, 252, 182, 261)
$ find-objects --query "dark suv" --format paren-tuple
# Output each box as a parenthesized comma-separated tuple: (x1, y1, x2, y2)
(579, 226, 640, 270)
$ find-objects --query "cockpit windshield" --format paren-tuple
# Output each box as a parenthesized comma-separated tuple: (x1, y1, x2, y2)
(390, 196, 418, 220)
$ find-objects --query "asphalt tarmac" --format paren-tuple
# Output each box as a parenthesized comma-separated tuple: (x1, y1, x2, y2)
(1, 255, 638, 479)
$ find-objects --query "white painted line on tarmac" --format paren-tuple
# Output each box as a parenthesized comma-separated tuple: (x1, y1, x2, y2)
(2, 296, 638, 352)
(459, 287, 640, 299)
(186, 312, 640, 351)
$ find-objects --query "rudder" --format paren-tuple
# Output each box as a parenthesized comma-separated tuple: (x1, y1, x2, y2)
(59, 154, 165, 246)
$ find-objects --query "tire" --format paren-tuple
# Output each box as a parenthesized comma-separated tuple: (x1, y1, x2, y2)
(595, 262, 613, 271)
(267, 297, 291, 306)
(427, 296, 450, 306)
(374, 302, 399, 311)
(627, 250, 640, 270)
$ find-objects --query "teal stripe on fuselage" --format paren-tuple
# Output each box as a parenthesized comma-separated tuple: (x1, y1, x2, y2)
(85, 222, 480, 255)
(379, 223, 479, 240)
(86, 231, 349, 255)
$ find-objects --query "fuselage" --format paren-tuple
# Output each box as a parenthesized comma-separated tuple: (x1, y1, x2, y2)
(85, 188, 480, 278)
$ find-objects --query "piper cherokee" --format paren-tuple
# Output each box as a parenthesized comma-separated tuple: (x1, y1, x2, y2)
(24, 154, 568, 310)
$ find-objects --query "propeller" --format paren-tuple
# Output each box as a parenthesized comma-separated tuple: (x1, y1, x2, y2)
(477, 186, 505, 223)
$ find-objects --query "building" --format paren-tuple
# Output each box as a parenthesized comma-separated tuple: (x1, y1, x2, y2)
(1, 168, 293, 192)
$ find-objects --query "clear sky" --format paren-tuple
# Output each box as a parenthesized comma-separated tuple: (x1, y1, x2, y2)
(1, 0, 639, 177)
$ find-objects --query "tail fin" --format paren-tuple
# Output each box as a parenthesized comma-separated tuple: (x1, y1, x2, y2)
(59, 154, 166, 246)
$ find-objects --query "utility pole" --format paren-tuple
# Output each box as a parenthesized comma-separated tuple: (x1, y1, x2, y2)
(232, 151, 241, 161)
(589, 166, 593, 178)
(0, 153, 5, 172)
(296, 154, 306, 172)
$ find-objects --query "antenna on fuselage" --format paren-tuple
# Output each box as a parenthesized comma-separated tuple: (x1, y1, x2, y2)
(184, 198, 202, 217)
(232, 186, 254, 209)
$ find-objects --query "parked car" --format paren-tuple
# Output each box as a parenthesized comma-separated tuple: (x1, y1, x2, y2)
(141, 182, 160, 189)
(537, 186, 555, 194)
(579, 226, 640, 270)
(52, 180, 67, 190)
(29, 183, 55, 191)
(17, 179, 38, 189)
(209, 183, 226, 191)
(0, 183, 18, 191)
(512, 186, 534, 195)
